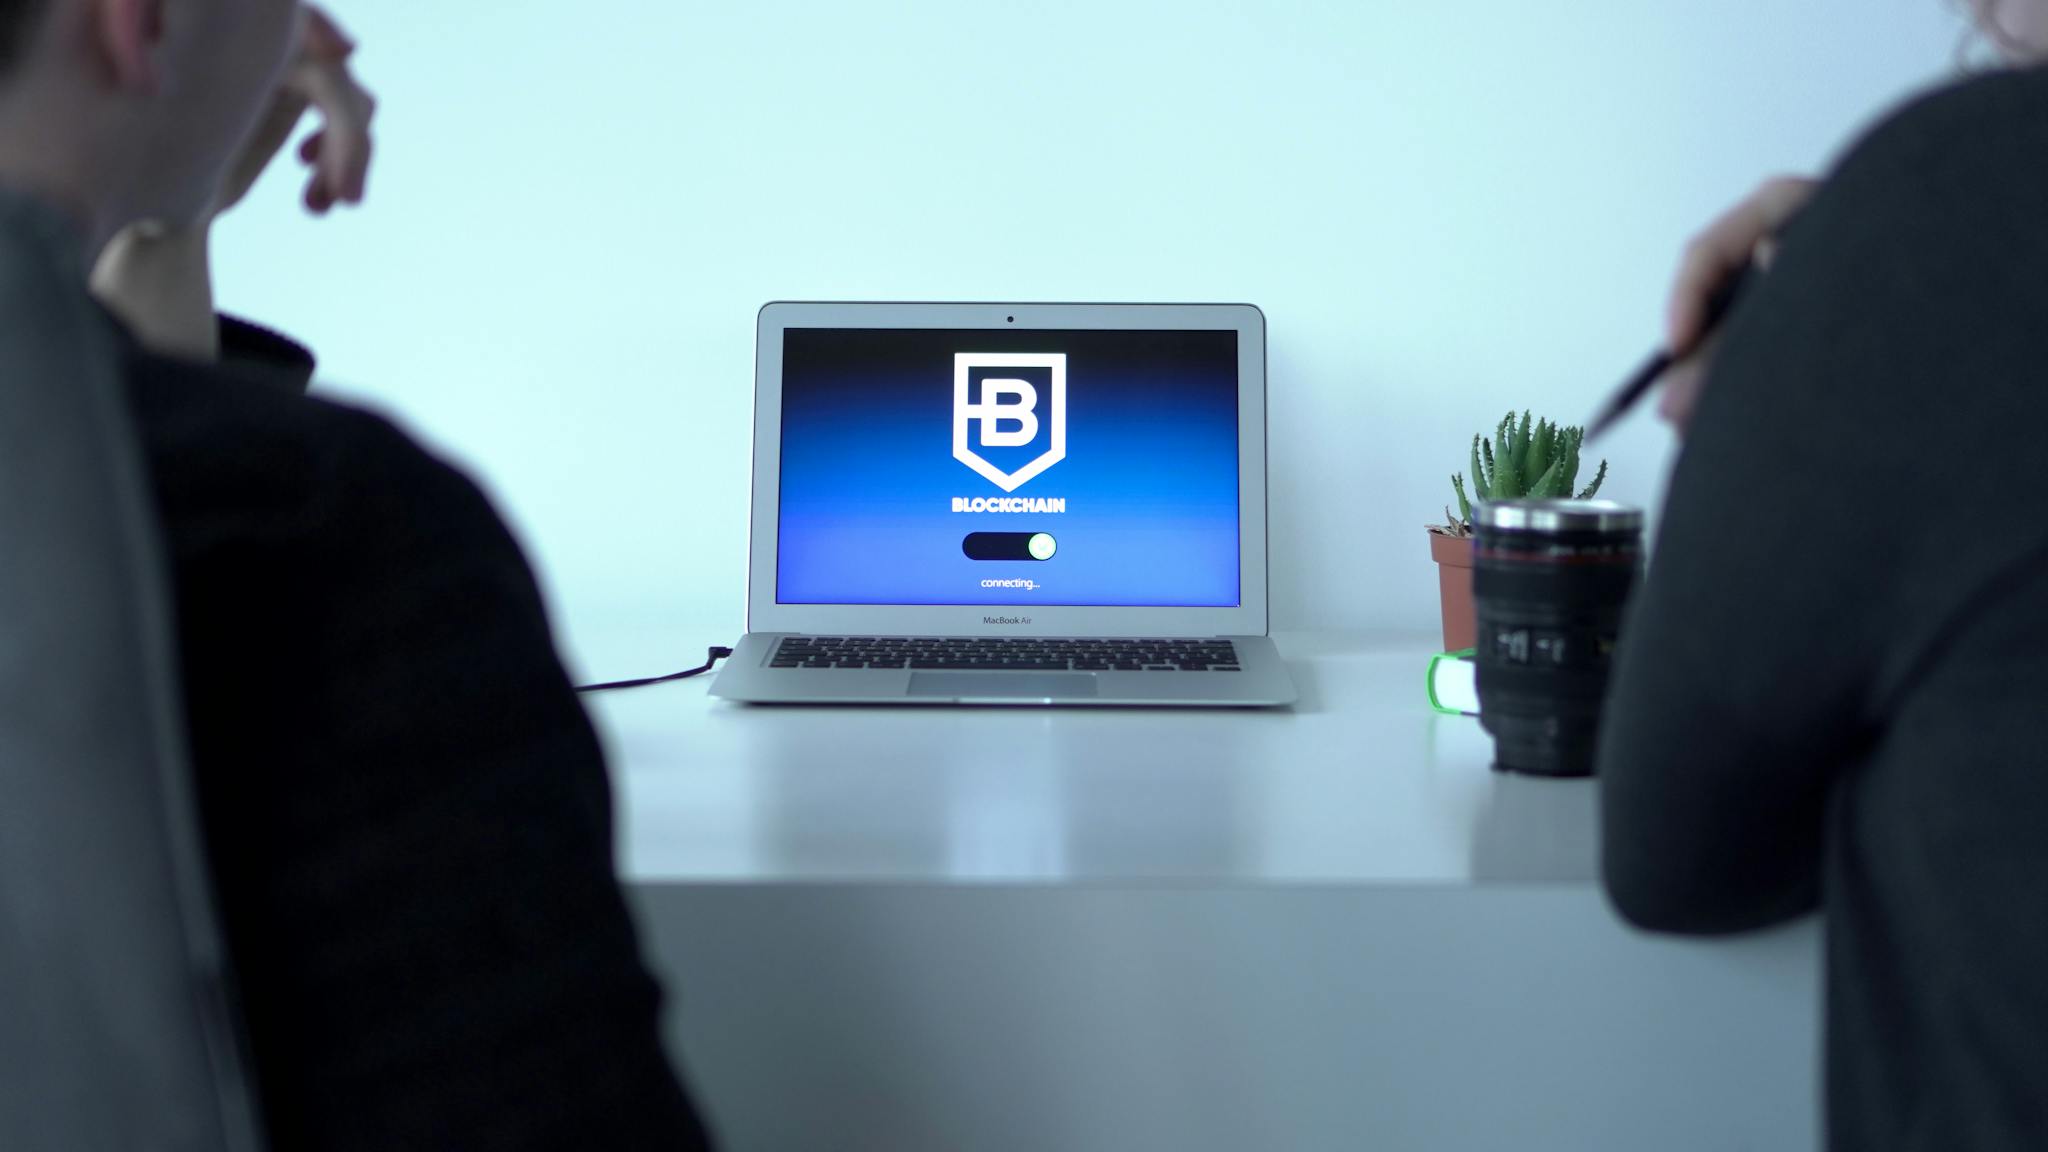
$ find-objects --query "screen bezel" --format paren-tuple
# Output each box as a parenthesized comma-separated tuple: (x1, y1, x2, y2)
(746, 302, 1269, 638)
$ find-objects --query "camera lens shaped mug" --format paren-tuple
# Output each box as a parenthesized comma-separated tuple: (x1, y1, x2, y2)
(1471, 499, 1646, 777)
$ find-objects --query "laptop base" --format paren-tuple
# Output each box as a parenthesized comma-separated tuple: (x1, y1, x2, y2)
(710, 633, 1296, 707)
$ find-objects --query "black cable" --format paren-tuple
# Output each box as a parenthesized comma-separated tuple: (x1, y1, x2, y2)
(576, 646, 734, 693)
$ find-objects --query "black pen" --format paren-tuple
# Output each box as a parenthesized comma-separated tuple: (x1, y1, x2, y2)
(1585, 264, 1759, 441)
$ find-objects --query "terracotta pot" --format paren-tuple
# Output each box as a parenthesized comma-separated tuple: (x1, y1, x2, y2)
(1428, 531, 1476, 652)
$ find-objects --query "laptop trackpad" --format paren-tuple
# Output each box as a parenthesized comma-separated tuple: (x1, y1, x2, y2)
(908, 672, 1100, 700)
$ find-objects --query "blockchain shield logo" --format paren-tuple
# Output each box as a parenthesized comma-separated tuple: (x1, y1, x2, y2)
(953, 352, 1067, 493)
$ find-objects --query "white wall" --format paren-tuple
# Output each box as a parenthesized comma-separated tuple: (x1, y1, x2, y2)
(212, 0, 1963, 671)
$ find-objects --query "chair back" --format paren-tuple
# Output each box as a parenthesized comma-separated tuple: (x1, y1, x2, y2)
(0, 202, 265, 1152)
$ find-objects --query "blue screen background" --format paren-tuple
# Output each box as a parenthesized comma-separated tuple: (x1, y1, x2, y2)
(777, 328, 1241, 606)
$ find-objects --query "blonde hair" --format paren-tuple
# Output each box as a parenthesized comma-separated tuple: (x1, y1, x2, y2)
(1955, 0, 2036, 69)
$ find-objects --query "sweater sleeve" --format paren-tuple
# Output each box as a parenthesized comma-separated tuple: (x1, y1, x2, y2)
(1596, 66, 2048, 935)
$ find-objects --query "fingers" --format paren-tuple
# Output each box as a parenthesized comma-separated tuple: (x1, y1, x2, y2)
(205, 4, 374, 221)
(1666, 176, 1818, 355)
(297, 130, 331, 212)
(1656, 329, 1727, 436)
(289, 45, 377, 214)
(302, 6, 356, 61)
(1668, 235, 1749, 357)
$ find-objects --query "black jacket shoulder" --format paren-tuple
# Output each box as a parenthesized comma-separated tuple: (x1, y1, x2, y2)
(125, 342, 509, 574)
(1826, 63, 2048, 207)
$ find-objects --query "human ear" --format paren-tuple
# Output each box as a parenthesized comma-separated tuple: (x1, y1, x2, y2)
(94, 0, 165, 94)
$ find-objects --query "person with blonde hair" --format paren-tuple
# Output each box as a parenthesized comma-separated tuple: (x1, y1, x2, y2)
(1603, 2, 2048, 1147)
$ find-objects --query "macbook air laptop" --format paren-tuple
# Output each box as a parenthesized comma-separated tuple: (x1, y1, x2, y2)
(710, 302, 1296, 707)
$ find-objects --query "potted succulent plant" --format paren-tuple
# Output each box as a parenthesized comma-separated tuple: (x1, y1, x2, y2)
(1428, 411, 1608, 651)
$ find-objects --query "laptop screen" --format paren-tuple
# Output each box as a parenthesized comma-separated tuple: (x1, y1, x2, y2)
(776, 328, 1241, 608)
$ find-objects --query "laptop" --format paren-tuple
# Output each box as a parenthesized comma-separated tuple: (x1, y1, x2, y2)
(710, 301, 1296, 707)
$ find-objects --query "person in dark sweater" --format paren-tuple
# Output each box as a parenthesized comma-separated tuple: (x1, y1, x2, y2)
(1599, 14, 2048, 1152)
(0, 2, 711, 1148)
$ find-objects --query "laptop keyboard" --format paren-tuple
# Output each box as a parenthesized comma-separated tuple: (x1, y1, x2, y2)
(771, 637, 1242, 672)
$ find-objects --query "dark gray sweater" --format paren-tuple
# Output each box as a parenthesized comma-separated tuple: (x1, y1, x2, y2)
(123, 320, 713, 1150)
(1598, 65, 2048, 1148)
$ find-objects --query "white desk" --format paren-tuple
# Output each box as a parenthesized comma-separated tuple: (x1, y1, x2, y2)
(582, 631, 1820, 1152)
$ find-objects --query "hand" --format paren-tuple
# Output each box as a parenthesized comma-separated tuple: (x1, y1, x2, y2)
(217, 5, 377, 218)
(1657, 176, 1817, 433)
(93, 6, 375, 360)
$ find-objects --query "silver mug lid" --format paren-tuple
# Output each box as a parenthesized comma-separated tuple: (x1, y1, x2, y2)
(1473, 498, 1644, 534)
